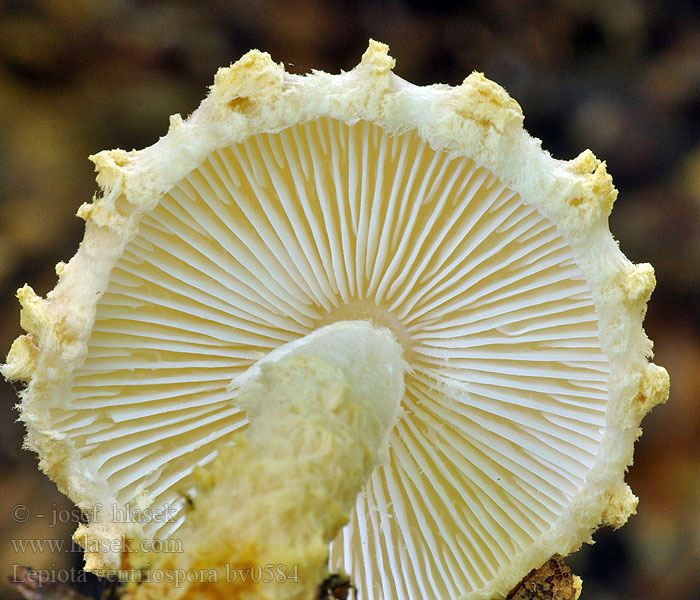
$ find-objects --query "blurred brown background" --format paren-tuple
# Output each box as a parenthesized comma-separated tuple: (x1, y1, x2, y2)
(1, 1, 699, 599)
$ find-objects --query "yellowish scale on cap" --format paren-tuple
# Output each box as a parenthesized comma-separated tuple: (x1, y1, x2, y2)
(456, 72, 524, 132)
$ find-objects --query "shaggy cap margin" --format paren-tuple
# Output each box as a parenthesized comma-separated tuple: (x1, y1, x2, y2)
(3, 40, 669, 600)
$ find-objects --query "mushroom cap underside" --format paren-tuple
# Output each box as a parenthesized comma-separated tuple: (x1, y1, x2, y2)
(4, 41, 669, 600)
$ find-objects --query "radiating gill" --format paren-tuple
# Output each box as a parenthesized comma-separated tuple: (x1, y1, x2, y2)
(61, 117, 609, 595)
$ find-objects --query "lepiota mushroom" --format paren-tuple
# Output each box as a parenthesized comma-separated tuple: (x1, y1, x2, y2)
(3, 41, 669, 600)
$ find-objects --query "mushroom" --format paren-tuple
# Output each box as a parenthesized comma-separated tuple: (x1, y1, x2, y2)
(3, 41, 669, 600)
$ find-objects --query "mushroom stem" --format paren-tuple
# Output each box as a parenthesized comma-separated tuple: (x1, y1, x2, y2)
(127, 321, 406, 600)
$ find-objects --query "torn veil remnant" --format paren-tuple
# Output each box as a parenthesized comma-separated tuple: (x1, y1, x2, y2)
(3, 40, 669, 600)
